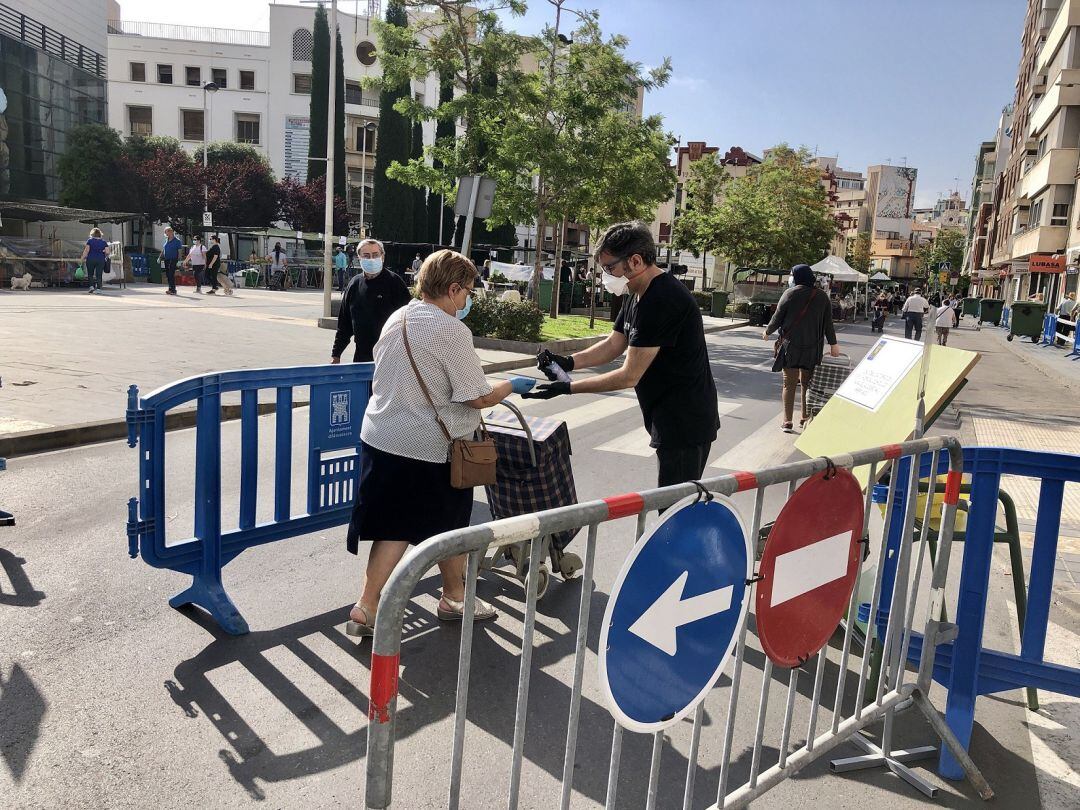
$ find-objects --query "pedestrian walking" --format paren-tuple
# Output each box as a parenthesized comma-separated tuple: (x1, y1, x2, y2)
(902, 287, 931, 340)
(207, 235, 233, 296)
(343, 249, 535, 637)
(411, 253, 422, 275)
(1057, 292, 1076, 320)
(871, 293, 888, 332)
(333, 245, 349, 291)
(934, 299, 955, 346)
(764, 264, 840, 432)
(184, 236, 208, 294)
(267, 242, 288, 289)
(79, 227, 110, 294)
(331, 238, 412, 364)
(524, 221, 720, 488)
(161, 226, 182, 295)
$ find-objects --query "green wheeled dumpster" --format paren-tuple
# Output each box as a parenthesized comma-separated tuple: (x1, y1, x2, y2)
(962, 297, 979, 318)
(1008, 301, 1047, 343)
(978, 297, 1004, 326)
(711, 289, 730, 318)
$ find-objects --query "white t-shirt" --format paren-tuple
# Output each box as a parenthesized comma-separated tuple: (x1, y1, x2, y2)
(361, 300, 493, 463)
(935, 303, 955, 328)
(902, 294, 930, 315)
(187, 244, 207, 266)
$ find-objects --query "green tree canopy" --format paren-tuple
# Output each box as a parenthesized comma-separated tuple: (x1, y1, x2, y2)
(371, 0, 415, 240)
(915, 228, 966, 279)
(308, 4, 345, 197)
(57, 123, 124, 210)
(670, 151, 728, 258)
(194, 143, 278, 227)
(847, 231, 872, 274)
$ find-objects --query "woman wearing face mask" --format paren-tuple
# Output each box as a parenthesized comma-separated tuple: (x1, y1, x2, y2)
(344, 249, 535, 636)
(331, 238, 412, 363)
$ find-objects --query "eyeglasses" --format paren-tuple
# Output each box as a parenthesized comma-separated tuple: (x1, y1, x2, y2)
(599, 257, 626, 274)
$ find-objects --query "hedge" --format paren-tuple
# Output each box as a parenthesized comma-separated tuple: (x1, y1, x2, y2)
(465, 294, 544, 342)
(691, 290, 712, 311)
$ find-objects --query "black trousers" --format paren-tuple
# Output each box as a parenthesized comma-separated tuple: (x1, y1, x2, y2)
(904, 313, 924, 341)
(164, 258, 178, 292)
(656, 442, 712, 489)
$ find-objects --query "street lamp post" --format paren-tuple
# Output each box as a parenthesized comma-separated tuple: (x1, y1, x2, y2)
(202, 82, 219, 215)
(359, 121, 376, 237)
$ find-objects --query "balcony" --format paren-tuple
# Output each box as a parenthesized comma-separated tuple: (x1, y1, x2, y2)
(1020, 147, 1080, 198)
(871, 238, 914, 257)
(1012, 224, 1068, 258)
(1029, 68, 1080, 136)
(1036, 0, 1080, 75)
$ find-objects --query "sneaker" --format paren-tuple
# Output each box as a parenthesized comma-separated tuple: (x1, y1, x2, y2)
(206, 289, 216, 295)
(195, 288, 202, 294)
(87, 286, 94, 294)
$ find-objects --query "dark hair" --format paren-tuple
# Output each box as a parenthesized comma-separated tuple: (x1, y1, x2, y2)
(211, 235, 220, 243)
(594, 221, 657, 266)
(791, 264, 815, 286)
(273, 242, 283, 259)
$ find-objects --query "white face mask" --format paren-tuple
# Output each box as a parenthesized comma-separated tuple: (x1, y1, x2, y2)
(602, 271, 629, 296)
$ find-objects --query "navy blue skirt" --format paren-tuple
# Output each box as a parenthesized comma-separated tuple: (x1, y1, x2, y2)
(346, 443, 473, 552)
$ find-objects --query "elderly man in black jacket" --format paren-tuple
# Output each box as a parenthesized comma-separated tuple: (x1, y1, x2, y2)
(331, 238, 412, 363)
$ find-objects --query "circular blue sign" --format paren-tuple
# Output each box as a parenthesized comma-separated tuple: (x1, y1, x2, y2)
(599, 495, 751, 732)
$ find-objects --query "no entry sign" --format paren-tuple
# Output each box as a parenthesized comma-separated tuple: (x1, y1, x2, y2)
(757, 468, 864, 668)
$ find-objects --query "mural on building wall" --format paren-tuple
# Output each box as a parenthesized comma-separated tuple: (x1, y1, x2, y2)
(874, 165, 917, 236)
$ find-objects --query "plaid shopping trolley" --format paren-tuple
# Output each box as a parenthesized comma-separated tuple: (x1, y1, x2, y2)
(805, 353, 851, 421)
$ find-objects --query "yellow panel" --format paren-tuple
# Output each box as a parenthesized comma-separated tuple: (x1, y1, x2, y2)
(795, 343, 980, 488)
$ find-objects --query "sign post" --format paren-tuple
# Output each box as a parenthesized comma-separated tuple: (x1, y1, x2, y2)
(599, 495, 751, 731)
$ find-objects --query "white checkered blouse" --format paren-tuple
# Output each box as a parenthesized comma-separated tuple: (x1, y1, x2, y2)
(361, 299, 493, 463)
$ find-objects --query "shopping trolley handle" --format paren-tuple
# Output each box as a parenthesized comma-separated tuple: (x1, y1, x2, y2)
(491, 400, 537, 467)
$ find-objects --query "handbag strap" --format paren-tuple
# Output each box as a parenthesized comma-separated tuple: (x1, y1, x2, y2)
(401, 308, 455, 444)
(783, 288, 817, 335)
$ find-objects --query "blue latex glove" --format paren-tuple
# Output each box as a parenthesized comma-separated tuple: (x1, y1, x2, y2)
(509, 376, 536, 395)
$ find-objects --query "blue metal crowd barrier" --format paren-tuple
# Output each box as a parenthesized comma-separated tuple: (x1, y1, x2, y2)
(126, 363, 374, 634)
(884, 447, 1080, 780)
(0, 458, 13, 526)
(1040, 313, 1058, 346)
(130, 254, 149, 277)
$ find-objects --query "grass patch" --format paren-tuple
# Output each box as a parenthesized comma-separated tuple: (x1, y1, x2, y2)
(540, 314, 614, 342)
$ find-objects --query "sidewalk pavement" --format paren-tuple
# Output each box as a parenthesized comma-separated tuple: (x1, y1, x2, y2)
(0, 285, 535, 453)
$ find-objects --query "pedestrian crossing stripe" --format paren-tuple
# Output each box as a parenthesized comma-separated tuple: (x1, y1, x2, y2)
(595, 400, 743, 457)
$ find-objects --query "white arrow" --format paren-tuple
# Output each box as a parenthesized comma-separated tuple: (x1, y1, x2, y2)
(628, 571, 734, 656)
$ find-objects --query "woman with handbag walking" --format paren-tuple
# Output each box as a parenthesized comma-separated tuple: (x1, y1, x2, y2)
(344, 249, 536, 638)
(763, 263, 840, 432)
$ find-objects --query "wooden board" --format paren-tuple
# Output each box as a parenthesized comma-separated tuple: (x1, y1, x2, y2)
(795, 340, 979, 486)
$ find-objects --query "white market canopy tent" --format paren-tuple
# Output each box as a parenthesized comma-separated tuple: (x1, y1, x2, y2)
(870, 271, 891, 281)
(811, 255, 868, 284)
(489, 259, 554, 282)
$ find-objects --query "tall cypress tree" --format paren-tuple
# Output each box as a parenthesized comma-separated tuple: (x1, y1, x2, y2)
(427, 72, 456, 245)
(411, 121, 428, 242)
(308, 5, 345, 198)
(371, 0, 413, 241)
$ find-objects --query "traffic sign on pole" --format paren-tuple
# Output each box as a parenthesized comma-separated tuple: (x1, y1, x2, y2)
(756, 468, 864, 668)
(599, 495, 751, 732)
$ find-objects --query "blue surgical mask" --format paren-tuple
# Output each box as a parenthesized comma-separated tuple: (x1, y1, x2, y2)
(360, 257, 383, 275)
(455, 294, 473, 320)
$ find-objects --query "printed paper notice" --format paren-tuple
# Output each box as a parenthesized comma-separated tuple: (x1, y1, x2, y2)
(834, 337, 923, 412)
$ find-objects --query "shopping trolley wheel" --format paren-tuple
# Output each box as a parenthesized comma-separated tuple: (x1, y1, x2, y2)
(559, 552, 583, 580)
(1031, 335, 1041, 344)
(532, 564, 550, 599)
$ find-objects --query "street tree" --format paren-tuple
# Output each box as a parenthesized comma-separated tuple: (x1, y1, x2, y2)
(195, 143, 278, 254)
(410, 122, 429, 241)
(371, 1, 415, 240)
(915, 227, 966, 281)
(670, 151, 728, 284)
(57, 123, 124, 210)
(426, 72, 456, 244)
(710, 144, 837, 270)
(277, 175, 349, 234)
(117, 136, 202, 248)
(308, 4, 346, 198)
(486, 5, 674, 313)
(847, 232, 872, 274)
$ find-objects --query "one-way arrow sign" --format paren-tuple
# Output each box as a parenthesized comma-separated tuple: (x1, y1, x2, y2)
(599, 495, 752, 733)
(629, 572, 733, 655)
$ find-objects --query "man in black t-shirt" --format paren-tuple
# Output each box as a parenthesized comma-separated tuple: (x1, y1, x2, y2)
(524, 221, 719, 487)
(331, 238, 412, 363)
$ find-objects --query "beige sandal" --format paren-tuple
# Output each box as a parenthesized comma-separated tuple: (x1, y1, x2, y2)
(345, 602, 376, 637)
(438, 595, 498, 623)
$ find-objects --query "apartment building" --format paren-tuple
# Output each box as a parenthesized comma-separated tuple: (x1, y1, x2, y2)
(864, 163, 920, 278)
(814, 156, 866, 258)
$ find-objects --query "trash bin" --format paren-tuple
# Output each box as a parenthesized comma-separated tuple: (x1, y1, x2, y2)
(978, 297, 1004, 326)
(539, 278, 553, 311)
(962, 297, 980, 318)
(749, 301, 771, 326)
(711, 290, 730, 318)
(1008, 301, 1046, 343)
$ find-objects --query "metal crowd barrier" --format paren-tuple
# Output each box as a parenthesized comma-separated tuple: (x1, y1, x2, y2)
(126, 363, 374, 634)
(365, 436, 994, 809)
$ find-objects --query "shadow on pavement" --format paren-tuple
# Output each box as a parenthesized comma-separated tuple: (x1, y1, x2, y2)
(0, 548, 45, 607)
(0, 662, 48, 782)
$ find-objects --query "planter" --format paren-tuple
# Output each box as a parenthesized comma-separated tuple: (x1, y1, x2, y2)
(473, 333, 607, 355)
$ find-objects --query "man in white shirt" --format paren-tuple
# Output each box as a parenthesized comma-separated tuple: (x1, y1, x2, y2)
(183, 236, 208, 294)
(902, 287, 931, 341)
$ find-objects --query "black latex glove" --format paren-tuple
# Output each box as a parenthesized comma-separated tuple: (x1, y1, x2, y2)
(536, 349, 574, 380)
(520, 381, 571, 399)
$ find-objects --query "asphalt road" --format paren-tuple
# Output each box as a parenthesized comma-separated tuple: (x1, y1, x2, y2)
(0, 320, 1048, 808)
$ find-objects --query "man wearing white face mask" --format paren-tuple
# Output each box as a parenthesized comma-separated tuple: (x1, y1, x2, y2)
(526, 221, 720, 488)
(331, 238, 412, 363)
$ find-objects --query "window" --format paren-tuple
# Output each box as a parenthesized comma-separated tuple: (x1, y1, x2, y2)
(1052, 203, 1069, 226)
(186, 66, 201, 86)
(239, 70, 255, 90)
(130, 62, 145, 82)
(346, 80, 363, 105)
(414, 91, 425, 107)
(356, 124, 376, 152)
(292, 28, 314, 61)
(1037, 135, 1047, 159)
(293, 73, 312, 94)
(236, 113, 260, 145)
(128, 106, 152, 136)
(361, 87, 380, 107)
(157, 64, 173, 84)
(356, 40, 377, 66)
(212, 68, 227, 89)
(181, 109, 204, 141)
(1031, 199, 1043, 228)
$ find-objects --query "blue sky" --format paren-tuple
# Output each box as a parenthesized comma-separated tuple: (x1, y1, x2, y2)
(119, 0, 1025, 207)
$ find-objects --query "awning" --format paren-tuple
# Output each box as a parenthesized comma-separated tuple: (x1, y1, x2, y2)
(0, 199, 139, 224)
(870, 271, 890, 281)
(811, 255, 868, 283)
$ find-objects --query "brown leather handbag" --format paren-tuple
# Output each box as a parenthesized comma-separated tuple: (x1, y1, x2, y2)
(402, 310, 498, 488)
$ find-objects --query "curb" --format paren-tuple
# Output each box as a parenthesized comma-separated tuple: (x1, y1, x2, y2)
(703, 319, 750, 335)
(0, 357, 535, 458)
